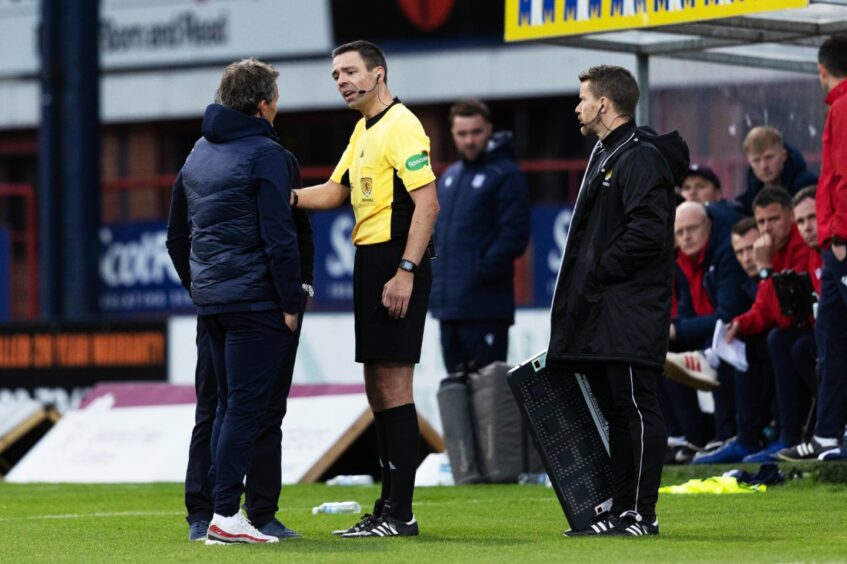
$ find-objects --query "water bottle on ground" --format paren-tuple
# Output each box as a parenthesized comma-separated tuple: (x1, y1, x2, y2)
(517, 472, 549, 485)
(311, 501, 362, 515)
(326, 474, 375, 486)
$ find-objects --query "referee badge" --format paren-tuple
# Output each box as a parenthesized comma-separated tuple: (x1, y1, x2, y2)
(361, 177, 373, 198)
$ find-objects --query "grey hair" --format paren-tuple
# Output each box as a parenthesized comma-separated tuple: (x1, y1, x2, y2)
(215, 58, 279, 115)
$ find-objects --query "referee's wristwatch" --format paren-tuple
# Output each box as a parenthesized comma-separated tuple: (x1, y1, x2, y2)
(758, 267, 773, 281)
(398, 259, 417, 275)
(302, 283, 314, 298)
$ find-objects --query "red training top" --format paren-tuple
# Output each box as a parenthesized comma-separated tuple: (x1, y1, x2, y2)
(817, 79, 847, 248)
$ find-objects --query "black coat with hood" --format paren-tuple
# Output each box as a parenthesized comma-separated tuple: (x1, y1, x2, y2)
(548, 122, 690, 371)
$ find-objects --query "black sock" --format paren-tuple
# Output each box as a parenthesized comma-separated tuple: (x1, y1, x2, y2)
(373, 410, 391, 504)
(383, 403, 419, 522)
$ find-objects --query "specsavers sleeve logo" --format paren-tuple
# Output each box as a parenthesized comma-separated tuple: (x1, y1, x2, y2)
(405, 152, 429, 171)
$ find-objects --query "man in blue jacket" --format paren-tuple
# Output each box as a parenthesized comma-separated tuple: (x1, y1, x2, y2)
(167, 58, 303, 545)
(736, 126, 818, 216)
(430, 99, 530, 373)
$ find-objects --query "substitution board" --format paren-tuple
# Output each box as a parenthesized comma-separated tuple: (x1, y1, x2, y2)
(507, 351, 613, 531)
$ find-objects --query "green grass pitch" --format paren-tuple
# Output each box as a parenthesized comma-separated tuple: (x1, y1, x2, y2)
(1, 471, 846, 563)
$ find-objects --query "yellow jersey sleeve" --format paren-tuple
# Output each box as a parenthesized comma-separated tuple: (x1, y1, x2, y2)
(386, 115, 436, 191)
(330, 142, 353, 186)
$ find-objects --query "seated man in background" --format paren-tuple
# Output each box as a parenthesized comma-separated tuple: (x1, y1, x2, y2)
(745, 186, 821, 462)
(663, 202, 751, 461)
(703, 187, 815, 463)
(730, 217, 762, 303)
(735, 126, 818, 216)
(678, 165, 743, 238)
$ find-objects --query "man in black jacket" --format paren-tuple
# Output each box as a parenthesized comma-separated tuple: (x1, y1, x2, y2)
(178, 149, 314, 542)
(552, 65, 689, 537)
(166, 58, 303, 545)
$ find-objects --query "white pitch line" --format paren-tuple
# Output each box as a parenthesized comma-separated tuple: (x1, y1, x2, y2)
(0, 511, 183, 522)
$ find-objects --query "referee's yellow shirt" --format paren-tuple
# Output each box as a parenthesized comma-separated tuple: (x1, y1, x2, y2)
(331, 99, 436, 246)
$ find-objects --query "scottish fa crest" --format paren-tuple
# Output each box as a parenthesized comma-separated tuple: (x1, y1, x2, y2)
(361, 177, 373, 198)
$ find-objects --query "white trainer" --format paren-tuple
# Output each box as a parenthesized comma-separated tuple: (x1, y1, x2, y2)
(664, 351, 719, 391)
(205, 512, 279, 545)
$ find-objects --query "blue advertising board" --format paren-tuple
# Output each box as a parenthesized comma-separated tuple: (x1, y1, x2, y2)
(531, 205, 573, 308)
(99, 221, 192, 314)
(97, 206, 573, 314)
(0, 226, 9, 320)
(310, 209, 356, 309)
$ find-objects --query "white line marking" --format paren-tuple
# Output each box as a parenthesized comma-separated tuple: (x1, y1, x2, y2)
(0, 510, 183, 522)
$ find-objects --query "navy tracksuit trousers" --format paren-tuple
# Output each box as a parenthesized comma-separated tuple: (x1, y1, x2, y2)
(185, 309, 301, 523)
(814, 248, 847, 440)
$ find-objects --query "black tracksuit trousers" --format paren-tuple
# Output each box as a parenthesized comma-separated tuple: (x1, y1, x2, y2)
(587, 361, 667, 520)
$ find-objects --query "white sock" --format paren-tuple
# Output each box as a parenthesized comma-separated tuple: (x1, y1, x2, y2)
(813, 435, 838, 447)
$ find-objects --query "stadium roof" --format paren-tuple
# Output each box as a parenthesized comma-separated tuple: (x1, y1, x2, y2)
(541, 0, 847, 74)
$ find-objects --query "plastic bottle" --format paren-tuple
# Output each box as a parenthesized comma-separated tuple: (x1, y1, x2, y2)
(326, 474, 375, 486)
(517, 472, 549, 485)
(311, 501, 362, 515)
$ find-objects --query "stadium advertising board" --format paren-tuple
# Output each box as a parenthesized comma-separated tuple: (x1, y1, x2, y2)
(99, 221, 192, 314)
(504, 0, 809, 41)
(532, 205, 573, 308)
(310, 209, 356, 309)
(331, 0, 502, 46)
(0, 0, 332, 77)
(0, 321, 167, 412)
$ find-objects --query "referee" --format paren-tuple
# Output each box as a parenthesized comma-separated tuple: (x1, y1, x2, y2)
(292, 40, 439, 538)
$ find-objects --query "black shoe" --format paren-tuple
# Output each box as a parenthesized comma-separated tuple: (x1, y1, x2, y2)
(258, 518, 299, 539)
(331, 499, 384, 537)
(563, 513, 621, 536)
(564, 511, 659, 537)
(340, 512, 419, 538)
(777, 438, 835, 461)
(612, 511, 659, 536)
(188, 519, 209, 542)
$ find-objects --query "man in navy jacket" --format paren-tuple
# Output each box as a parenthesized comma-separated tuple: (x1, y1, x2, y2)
(735, 126, 818, 216)
(167, 58, 302, 545)
(430, 99, 530, 373)
(178, 149, 314, 542)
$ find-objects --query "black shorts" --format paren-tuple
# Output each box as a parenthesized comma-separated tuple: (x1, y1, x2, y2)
(353, 238, 431, 364)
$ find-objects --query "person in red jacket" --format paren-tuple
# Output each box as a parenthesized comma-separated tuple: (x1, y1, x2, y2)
(779, 35, 847, 462)
(691, 187, 813, 464)
(745, 187, 822, 463)
(726, 188, 812, 340)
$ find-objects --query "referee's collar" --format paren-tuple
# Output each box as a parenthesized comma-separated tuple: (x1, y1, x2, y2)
(366, 97, 401, 129)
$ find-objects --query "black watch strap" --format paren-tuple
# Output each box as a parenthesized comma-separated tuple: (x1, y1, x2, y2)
(398, 259, 417, 274)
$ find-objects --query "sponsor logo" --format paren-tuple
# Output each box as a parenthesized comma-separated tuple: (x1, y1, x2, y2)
(99, 227, 181, 288)
(405, 152, 429, 171)
(472, 173, 486, 189)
